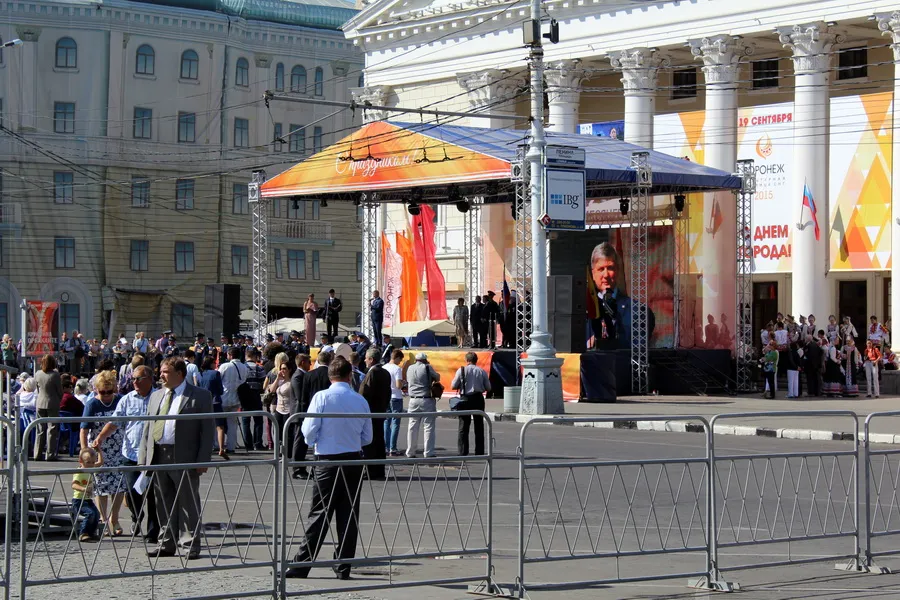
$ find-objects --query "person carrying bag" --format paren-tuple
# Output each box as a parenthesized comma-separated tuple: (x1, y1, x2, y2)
(450, 352, 491, 456)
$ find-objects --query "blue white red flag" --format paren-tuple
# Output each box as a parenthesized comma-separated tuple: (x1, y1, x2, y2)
(802, 183, 820, 241)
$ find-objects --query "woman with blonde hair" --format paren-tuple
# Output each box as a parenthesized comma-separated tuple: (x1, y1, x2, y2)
(79, 369, 126, 535)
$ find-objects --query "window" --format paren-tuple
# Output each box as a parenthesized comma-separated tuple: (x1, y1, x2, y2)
(287, 249, 306, 279)
(273, 123, 283, 151)
(291, 199, 305, 220)
(232, 183, 248, 214)
(54, 102, 75, 134)
(311, 200, 320, 220)
(55, 37, 77, 68)
(131, 177, 150, 208)
(672, 67, 697, 99)
(275, 63, 284, 91)
(234, 117, 249, 148)
(175, 178, 194, 210)
(231, 245, 249, 276)
(838, 46, 868, 80)
(130, 239, 149, 271)
(54, 171, 74, 204)
(312, 250, 320, 279)
(54, 237, 75, 268)
(356, 252, 363, 281)
(136, 44, 155, 75)
(133, 107, 152, 139)
(356, 203, 364, 223)
(314, 67, 324, 96)
(290, 65, 306, 92)
(59, 303, 79, 335)
(175, 241, 194, 272)
(171, 304, 193, 339)
(178, 112, 196, 143)
(235, 57, 249, 87)
(0, 303, 8, 336)
(752, 59, 779, 89)
(274, 248, 283, 279)
(313, 127, 323, 152)
(358, 72, 365, 88)
(180, 49, 199, 80)
(288, 124, 305, 153)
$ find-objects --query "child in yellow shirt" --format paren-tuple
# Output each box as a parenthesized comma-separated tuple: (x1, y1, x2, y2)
(71, 447, 102, 542)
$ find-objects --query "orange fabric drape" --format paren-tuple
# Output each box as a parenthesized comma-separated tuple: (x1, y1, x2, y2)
(395, 232, 423, 322)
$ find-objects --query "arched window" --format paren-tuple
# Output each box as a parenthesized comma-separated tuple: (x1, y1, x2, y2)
(314, 67, 324, 96)
(55, 37, 77, 69)
(275, 63, 284, 91)
(358, 72, 365, 88)
(180, 49, 199, 80)
(135, 44, 155, 75)
(235, 57, 249, 87)
(290, 65, 306, 93)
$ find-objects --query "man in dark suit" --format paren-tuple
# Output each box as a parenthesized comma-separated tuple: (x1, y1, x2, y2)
(470, 296, 484, 348)
(290, 353, 312, 478)
(380, 335, 395, 365)
(804, 337, 824, 397)
(324, 289, 343, 340)
(138, 357, 215, 559)
(359, 348, 392, 480)
(355, 334, 371, 371)
(483, 292, 501, 349)
(295, 350, 334, 479)
(370, 290, 385, 345)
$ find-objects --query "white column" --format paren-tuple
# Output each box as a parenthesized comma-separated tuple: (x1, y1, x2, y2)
(878, 12, 900, 330)
(350, 85, 392, 123)
(779, 23, 837, 320)
(545, 59, 588, 134)
(609, 49, 666, 147)
(690, 36, 751, 348)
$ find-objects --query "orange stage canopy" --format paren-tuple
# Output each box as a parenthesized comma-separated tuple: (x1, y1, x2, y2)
(260, 121, 512, 198)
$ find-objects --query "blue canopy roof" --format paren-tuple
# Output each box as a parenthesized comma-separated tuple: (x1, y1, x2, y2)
(396, 121, 743, 195)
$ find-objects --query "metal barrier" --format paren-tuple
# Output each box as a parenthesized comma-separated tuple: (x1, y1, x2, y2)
(280, 410, 497, 598)
(710, 411, 861, 574)
(516, 416, 729, 597)
(0, 417, 12, 600)
(863, 411, 900, 573)
(18, 412, 280, 600)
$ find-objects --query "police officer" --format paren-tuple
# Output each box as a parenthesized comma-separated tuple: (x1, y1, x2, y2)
(193, 332, 208, 365)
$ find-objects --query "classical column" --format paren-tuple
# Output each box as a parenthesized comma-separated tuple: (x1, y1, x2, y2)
(690, 35, 751, 348)
(545, 59, 588, 133)
(350, 85, 392, 123)
(609, 48, 666, 147)
(878, 12, 900, 330)
(779, 23, 838, 320)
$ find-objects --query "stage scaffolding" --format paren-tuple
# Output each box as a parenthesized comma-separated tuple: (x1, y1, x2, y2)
(513, 147, 532, 377)
(249, 169, 268, 343)
(464, 197, 483, 307)
(361, 197, 378, 339)
(630, 152, 651, 396)
(735, 159, 755, 392)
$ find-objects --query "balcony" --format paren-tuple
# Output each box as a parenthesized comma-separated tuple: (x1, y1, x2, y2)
(269, 218, 332, 244)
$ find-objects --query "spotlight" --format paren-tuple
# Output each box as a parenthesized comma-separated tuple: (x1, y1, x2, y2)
(448, 184, 461, 203)
(456, 200, 470, 213)
(619, 197, 629, 216)
(291, 199, 300, 210)
(411, 187, 423, 203)
(320, 199, 328, 208)
(408, 203, 421, 216)
(353, 195, 361, 206)
(674, 194, 686, 213)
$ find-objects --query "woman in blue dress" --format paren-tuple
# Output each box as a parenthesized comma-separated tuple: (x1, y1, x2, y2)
(197, 356, 228, 459)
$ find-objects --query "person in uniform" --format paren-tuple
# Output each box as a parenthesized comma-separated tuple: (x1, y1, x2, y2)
(470, 296, 484, 348)
(325, 289, 343, 341)
(483, 293, 501, 349)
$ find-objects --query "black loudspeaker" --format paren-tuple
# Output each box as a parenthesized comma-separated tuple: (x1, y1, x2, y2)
(205, 284, 241, 337)
(549, 310, 586, 353)
(548, 276, 587, 353)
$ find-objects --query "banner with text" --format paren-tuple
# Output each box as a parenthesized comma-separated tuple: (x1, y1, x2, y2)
(25, 300, 58, 357)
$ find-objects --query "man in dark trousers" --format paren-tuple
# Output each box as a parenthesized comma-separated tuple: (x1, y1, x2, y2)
(359, 348, 391, 480)
(369, 290, 385, 346)
(483, 292, 501, 349)
(296, 350, 334, 479)
(470, 296, 484, 348)
(324, 289, 343, 340)
(289, 353, 312, 476)
(804, 336, 824, 397)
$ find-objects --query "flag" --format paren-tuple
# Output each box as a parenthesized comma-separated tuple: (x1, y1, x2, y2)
(380, 232, 402, 328)
(395, 232, 423, 322)
(802, 183, 821, 241)
(501, 273, 511, 315)
(706, 197, 723, 237)
(585, 266, 600, 320)
(417, 205, 448, 319)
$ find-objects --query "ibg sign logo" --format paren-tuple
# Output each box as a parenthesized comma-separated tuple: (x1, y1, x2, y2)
(550, 193, 581, 210)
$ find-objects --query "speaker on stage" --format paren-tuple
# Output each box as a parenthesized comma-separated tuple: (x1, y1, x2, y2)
(549, 312, 586, 354)
(205, 284, 241, 337)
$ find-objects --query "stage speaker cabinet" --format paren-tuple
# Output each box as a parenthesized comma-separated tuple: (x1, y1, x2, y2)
(204, 284, 241, 338)
(550, 275, 573, 315)
(549, 312, 586, 354)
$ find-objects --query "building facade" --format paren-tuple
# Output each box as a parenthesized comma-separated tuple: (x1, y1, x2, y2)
(345, 0, 900, 344)
(0, 0, 365, 341)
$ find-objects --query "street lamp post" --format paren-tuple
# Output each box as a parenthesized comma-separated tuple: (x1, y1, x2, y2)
(2, 39, 23, 48)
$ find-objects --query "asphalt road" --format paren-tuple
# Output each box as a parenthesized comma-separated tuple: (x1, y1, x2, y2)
(9, 415, 900, 599)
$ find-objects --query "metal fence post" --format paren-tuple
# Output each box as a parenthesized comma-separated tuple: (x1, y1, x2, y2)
(516, 426, 526, 599)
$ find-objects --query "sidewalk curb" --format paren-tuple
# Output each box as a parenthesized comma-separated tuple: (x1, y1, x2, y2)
(479, 411, 890, 444)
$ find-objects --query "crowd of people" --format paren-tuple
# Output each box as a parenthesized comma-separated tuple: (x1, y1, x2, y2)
(450, 290, 519, 350)
(759, 313, 895, 399)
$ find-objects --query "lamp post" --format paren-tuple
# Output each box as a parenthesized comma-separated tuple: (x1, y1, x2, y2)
(2, 39, 23, 48)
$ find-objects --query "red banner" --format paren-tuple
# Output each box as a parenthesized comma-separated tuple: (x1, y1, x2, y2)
(417, 205, 448, 319)
(25, 300, 58, 357)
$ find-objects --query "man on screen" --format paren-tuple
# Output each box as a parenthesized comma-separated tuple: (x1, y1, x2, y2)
(588, 242, 655, 349)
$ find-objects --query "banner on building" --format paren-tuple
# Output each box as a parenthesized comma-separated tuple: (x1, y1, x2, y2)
(381, 232, 402, 328)
(24, 300, 58, 357)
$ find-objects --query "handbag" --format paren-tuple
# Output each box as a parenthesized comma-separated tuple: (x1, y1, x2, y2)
(449, 368, 465, 410)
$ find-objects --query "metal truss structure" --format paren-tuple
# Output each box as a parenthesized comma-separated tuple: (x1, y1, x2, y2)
(735, 159, 756, 392)
(248, 169, 268, 343)
(513, 147, 532, 379)
(361, 197, 378, 339)
(630, 152, 651, 396)
(463, 197, 483, 306)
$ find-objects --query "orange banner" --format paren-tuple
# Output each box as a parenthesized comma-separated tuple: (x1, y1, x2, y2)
(395, 232, 423, 322)
(260, 121, 511, 197)
(25, 300, 58, 357)
(422, 350, 493, 397)
(521, 352, 582, 401)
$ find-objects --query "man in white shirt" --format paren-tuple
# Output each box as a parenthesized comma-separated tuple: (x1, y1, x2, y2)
(286, 356, 371, 581)
(217, 347, 248, 452)
(382, 349, 405, 456)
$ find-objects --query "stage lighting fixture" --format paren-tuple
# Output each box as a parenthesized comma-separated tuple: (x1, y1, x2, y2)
(456, 200, 470, 213)
(408, 202, 421, 216)
(320, 199, 328, 208)
(619, 197, 629, 215)
(291, 197, 301, 210)
(411, 187, 423, 203)
(448, 184, 461, 203)
(674, 194, 686, 213)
